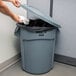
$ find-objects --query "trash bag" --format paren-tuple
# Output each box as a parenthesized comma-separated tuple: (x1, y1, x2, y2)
(17, 19, 57, 33)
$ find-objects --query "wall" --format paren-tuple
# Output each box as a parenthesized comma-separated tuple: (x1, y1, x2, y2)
(0, 0, 76, 64)
(53, 0, 76, 58)
(0, 0, 27, 64)
(27, 0, 51, 19)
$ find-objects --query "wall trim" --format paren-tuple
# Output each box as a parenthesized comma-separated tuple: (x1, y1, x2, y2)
(54, 54, 76, 67)
(0, 53, 21, 72)
(0, 53, 76, 72)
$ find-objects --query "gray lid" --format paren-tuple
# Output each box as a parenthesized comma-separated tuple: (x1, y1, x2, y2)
(21, 4, 61, 28)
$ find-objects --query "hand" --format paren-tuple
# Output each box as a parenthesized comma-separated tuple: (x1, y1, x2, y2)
(11, 14, 21, 23)
(9, 0, 20, 7)
(11, 14, 29, 23)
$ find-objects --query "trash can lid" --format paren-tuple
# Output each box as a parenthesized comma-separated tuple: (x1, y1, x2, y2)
(21, 4, 61, 28)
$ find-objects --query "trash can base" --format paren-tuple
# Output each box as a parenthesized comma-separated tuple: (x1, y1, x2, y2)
(22, 66, 54, 75)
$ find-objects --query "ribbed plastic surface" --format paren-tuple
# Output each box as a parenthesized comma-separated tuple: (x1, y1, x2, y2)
(20, 28, 57, 74)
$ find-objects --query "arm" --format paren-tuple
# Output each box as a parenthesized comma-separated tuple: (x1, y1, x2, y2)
(3, 0, 20, 7)
(0, 0, 20, 22)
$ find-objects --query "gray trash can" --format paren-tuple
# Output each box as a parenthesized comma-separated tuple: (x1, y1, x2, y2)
(15, 4, 61, 74)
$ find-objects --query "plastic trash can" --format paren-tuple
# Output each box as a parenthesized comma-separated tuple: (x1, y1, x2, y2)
(15, 4, 61, 74)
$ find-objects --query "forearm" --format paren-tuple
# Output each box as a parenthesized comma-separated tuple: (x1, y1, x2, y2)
(0, 1, 15, 18)
(2, 0, 20, 7)
(2, 0, 12, 2)
(0, 0, 20, 22)
(0, 7, 14, 18)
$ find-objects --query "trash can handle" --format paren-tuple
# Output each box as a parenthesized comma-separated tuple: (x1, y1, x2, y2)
(14, 26, 20, 37)
(39, 33, 44, 36)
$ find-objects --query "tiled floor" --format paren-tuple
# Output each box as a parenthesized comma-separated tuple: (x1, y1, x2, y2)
(0, 61, 76, 76)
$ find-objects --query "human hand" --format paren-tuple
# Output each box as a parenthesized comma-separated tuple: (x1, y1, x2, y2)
(12, 14, 29, 24)
(11, 14, 21, 23)
(9, 0, 20, 7)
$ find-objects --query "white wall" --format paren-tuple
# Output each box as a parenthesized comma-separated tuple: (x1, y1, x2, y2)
(27, 0, 51, 19)
(53, 0, 76, 58)
(0, 0, 27, 64)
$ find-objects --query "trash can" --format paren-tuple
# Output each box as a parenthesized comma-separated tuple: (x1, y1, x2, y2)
(15, 4, 61, 74)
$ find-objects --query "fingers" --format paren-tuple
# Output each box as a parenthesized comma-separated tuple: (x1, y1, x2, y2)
(15, 0, 20, 7)
(11, 0, 21, 7)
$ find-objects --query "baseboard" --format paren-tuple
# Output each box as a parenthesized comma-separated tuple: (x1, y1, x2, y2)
(0, 53, 21, 72)
(54, 54, 76, 67)
(0, 53, 76, 72)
